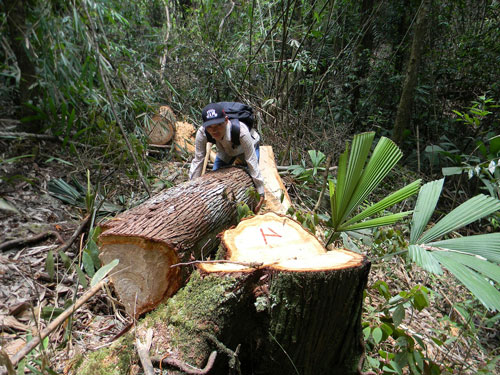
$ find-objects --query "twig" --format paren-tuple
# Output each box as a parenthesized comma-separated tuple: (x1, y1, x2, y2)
(58, 214, 92, 254)
(0, 231, 63, 252)
(151, 351, 217, 375)
(170, 259, 264, 268)
(276, 165, 338, 172)
(204, 333, 241, 374)
(313, 154, 332, 214)
(136, 329, 154, 375)
(10, 279, 108, 366)
(0, 350, 15, 375)
(0, 131, 86, 148)
(218, 1, 235, 39)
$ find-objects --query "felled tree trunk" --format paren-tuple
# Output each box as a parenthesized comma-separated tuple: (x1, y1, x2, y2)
(98, 167, 257, 317)
(77, 213, 370, 375)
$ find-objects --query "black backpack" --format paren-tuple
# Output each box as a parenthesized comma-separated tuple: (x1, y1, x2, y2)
(205, 102, 255, 147)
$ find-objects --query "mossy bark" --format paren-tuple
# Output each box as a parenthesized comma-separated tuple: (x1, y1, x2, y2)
(71, 260, 370, 375)
(71, 271, 261, 375)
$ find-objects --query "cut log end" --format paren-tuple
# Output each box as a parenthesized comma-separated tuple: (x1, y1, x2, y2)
(99, 237, 182, 316)
(198, 212, 365, 273)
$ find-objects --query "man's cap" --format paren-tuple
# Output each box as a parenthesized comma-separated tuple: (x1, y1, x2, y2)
(202, 103, 226, 128)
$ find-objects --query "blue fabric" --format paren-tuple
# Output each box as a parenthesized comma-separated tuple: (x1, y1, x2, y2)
(213, 144, 260, 171)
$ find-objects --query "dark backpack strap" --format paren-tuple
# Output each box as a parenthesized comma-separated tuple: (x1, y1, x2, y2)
(230, 119, 241, 147)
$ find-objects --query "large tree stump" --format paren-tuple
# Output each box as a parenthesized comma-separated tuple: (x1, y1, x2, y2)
(76, 213, 370, 375)
(98, 167, 257, 317)
(199, 212, 370, 374)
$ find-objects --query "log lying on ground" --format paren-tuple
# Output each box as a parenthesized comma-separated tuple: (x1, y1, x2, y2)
(77, 213, 369, 375)
(258, 145, 292, 214)
(98, 167, 257, 317)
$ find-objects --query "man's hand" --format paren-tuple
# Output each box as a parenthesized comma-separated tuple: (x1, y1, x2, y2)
(255, 196, 265, 214)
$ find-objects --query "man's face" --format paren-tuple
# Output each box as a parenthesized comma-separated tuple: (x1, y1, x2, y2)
(205, 120, 226, 141)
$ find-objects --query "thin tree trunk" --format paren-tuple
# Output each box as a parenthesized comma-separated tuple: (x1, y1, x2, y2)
(4, 0, 40, 130)
(392, 0, 430, 145)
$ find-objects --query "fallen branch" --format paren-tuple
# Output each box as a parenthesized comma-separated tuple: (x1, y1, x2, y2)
(0, 231, 63, 252)
(151, 351, 217, 375)
(170, 259, 265, 269)
(9, 279, 108, 366)
(58, 214, 91, 254)
(136, 329, 154, 375)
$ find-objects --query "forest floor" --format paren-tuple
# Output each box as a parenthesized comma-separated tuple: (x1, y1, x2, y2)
(0, 133, 498, 374)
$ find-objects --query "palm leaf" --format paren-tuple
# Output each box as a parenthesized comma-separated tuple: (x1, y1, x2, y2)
(429, 233, 500, 263)
(408, 245, 443, 275)
(408, 181, 500, 311)
(418, 194, 500, 244)
(341, 211, 413, 231)
(433, 252, 500, 311)
(409, 179, 444, 244)
(344, 180, 421, 226)
(435, 252, 500, 284)
(341, 136, 402, 223)
(339, 132, 375, 219)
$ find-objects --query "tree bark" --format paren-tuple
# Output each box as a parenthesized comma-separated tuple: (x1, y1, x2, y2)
(98, 167, 257, 317)
(392, 0, 430, 145)
(76, 213, 370, 375)
(3, 0, 40, 129)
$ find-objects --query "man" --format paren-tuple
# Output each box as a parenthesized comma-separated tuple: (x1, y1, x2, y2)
(189, 102, 265, 213)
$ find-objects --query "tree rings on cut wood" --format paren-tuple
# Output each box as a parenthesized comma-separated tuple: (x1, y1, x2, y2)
(145, 105, 176, 145)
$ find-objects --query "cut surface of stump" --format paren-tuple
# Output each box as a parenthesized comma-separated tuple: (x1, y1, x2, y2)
(199, 212, 363, 273)
(146, 105, 176, 145)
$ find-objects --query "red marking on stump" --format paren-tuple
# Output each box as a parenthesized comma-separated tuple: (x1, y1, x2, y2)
(260, 227, 282, 245)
